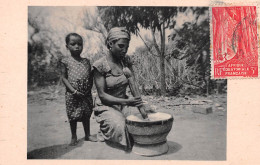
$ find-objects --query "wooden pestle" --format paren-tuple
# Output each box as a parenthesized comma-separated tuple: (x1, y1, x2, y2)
(121, 62, 148, 119)
(127, 77, 148, 119)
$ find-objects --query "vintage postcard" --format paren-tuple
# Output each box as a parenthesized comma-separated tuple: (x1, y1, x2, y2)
(26, 5, 227, 160)
(0, 0, 260, 165)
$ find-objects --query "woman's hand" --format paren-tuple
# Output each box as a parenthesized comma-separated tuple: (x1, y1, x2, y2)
(126, 96, 143, 107)
(144, 104, 157, 113)
(122, 67, 133, 78)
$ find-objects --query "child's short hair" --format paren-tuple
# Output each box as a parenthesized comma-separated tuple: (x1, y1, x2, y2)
(65, 33, 83, 45)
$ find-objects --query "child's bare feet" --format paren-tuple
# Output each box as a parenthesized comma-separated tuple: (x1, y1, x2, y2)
(85, 134, 98, 142)
(69, 136, 78, 146)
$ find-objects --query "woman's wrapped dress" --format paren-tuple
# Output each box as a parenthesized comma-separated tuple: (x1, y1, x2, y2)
(93, 56, 136, 147)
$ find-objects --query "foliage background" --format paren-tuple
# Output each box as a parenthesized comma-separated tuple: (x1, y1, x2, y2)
(28, 6, 227, 96)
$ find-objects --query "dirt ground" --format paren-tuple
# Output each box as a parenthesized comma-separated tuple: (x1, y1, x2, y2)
(27, 87, 226, 160)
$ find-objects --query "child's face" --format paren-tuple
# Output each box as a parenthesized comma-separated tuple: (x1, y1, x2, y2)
(66, 35, 83, 56)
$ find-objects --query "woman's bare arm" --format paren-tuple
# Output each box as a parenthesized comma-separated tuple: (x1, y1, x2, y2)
(84, 59, 93, 94)
(93, 68, 142, 106)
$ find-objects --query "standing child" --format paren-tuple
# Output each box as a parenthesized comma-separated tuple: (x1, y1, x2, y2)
(61, 33, 97, 145)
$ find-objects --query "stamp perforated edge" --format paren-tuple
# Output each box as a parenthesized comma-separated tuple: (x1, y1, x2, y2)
(209, 1, 260, 79)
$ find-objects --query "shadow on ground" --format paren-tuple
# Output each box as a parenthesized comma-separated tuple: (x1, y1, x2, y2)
(101, 140, 182, 157)
(104, 140, 182, 157)
(167, 141, 182, 155)
(105, 141, 128, 151)
(27, 138, 84, 159)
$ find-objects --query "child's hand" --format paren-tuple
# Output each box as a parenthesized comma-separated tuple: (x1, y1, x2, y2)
(74, 90, 85, 97)
(76, 91, 85, 97)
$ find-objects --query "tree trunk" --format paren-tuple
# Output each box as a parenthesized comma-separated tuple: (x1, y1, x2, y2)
(160, 53, 166, 96)
(160, 25, 167, 96)
(150, 25, 166, 96)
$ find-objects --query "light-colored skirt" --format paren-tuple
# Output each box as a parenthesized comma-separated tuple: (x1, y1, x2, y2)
(94, 104, 138, 148)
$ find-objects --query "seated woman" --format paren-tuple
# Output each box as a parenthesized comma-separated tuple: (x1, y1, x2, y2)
(93, 27, 146, 150)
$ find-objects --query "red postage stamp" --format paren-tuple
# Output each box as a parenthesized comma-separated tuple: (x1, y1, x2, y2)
(211, 6, 259, 78)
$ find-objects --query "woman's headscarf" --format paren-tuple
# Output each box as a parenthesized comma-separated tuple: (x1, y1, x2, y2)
(106, 27, 131, 48)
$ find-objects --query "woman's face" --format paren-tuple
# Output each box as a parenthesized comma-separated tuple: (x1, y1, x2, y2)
(110, 38, 129, 60)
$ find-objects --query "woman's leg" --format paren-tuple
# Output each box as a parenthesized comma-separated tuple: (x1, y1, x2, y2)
(95, 106, 129, 147)
(69, 121, 77, 146)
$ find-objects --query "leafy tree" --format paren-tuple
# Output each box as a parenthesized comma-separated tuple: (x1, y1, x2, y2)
(167, 7, 226, 95)
(28, 7, 107, 87)
(28, 13, 63, 87)
(98, 7, 186, 96)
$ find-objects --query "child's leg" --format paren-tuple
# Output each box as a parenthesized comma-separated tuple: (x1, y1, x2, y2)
(69, 121, 78, 145)
(82, 118, 90, 137)
(82, 118, 97, 142)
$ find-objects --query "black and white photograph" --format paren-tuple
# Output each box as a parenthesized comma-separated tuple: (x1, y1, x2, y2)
(27, 6, 227, 160)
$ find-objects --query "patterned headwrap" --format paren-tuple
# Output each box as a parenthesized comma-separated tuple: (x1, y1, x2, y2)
(106, 27, 131, 47)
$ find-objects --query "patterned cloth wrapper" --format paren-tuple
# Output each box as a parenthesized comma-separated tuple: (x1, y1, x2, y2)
(61, 57, 93, 122)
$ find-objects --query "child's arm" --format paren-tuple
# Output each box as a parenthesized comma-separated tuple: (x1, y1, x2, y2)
(61, 63, 84, 96)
